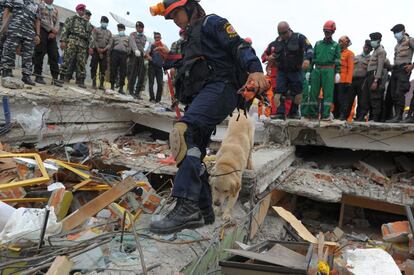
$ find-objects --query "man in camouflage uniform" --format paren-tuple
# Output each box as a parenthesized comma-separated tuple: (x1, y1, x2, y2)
(128, 21, 147, 99)
(90, 16, 112, 90)
(59, 3, 92, 88)
(0, 0, 7, 73)
(0, 0, 40, 85)
(33, 0, 61, 86)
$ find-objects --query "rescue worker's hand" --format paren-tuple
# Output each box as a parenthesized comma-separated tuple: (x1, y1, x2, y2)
(60, 42, 66, 50)
(302, 60, 310, 70)
(88, 48, 94, 55)
(247, 72, 270, 94)
(335, 73, 341, 84)
(267, 54, 276, 63)
(51, 28, 58, 34)
(34, 35, 40, 45)
(370, 80, 378, 91)
(48, 33, 56, 40)
(404, 64, 414, 73)
(305, 72, 311, 81)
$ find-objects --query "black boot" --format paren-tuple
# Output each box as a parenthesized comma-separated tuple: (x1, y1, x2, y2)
(150, 198, 204, 234)
(92, 78, 97, 89)
(99, 76, 105, 90)
(2, 69, 12, 78)
(386, 110, 403, 123)
(111, 83, 115, 90)
(338, 114, 348, 121)
(77, 79, 86, 89)
(22, 75, 36, 86)
(118, 87, 125, 95)
(403, 112, 414, 123)
(35, 76, 46, 85)
(52, 78, 63, 87)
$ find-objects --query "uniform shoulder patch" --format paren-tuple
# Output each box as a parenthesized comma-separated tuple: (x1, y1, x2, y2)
(224, 22, 238, 38)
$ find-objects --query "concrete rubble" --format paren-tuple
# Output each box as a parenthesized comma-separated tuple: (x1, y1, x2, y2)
(2, 84, 414, 274)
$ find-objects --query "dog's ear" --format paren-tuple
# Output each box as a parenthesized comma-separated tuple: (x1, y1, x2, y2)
(230, 180, 241, 197)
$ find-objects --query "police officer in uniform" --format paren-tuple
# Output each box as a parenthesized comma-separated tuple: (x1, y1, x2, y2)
(1, 0, 40, 85)
(357, 32, 387, 122)
(149, 0, 268, 234)
(128, 21, 147, 99)
(273, 21, 313, 119)
(90, 16, 112, 90)
(387, 24, 414, 123)
(33, 0, 61, 86)
(59, 4, 92, 88)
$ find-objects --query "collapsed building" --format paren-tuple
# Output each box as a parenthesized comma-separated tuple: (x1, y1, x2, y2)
(1, 83, 414, 274)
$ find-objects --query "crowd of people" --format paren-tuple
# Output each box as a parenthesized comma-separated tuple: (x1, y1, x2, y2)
(0, 1, 182, 103)
(1, 0, 414, 123)
(260, 21, 414, 124)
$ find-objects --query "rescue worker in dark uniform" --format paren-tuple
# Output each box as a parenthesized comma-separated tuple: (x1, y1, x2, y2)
(1, 0, 40, 85)
(273, 21, 313, 119)
(387, 24, 414, 123)
(149, 0, 268, 234)
(351, 40, 372, 119)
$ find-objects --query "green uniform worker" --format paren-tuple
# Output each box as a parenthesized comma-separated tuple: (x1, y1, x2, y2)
(304, 20, 341, 119)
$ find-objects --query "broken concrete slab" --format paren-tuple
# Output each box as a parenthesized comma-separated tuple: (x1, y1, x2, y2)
(264, 119, 414, 153)
(354, 161, 390, 185)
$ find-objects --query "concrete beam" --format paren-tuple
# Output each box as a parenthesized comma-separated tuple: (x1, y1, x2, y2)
(264, 119, 414, 153)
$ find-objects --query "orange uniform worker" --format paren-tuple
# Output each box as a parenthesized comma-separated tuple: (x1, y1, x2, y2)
(334, 36, 355, 120)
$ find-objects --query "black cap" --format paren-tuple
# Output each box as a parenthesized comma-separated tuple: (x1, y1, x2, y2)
(136, 21, 144, 28)
(364, 39, 372, 48)
(117, 23, 125, 30)
(391, 24, 405, 33)
(85, 9, 91, 16)
(101, 16, 109, 23)
(369, 32, 382, 40)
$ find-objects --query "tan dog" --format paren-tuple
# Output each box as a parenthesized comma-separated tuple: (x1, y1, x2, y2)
(210, 114, 254, 221)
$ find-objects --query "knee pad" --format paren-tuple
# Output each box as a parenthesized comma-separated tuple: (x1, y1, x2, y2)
(170, 122, 188, 165)
(274, 94, 281, 108)
(294, 94, 303, 105)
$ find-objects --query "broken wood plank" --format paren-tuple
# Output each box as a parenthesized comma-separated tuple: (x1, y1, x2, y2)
(46, 256, 73, 275)
(342, 194, 408, 216)
(249, 192, 272, 239)
(61, 177, 137, 232)
(273, 206, 337, 246)
(226, 244, 307, 270)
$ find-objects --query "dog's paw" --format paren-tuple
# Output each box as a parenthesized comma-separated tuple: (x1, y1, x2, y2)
(222, 211, 232, 222)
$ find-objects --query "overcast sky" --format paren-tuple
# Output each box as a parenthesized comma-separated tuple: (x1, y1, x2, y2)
(55, 0, 414, 64)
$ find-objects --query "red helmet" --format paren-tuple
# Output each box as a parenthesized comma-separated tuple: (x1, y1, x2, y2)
(323, 20, 336, 31)
(75, 4, 86, 11)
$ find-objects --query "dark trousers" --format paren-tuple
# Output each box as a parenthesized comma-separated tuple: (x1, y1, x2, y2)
(172, 82, 238, 209)
(33, 28, 59, 79)
(90, 49, 108, 81)
(148, 63, 163, 102)
(276, 70, 303, 95)
(334, 83, 352, 118)
(389, 66, 412, 112)
(383, 82, 394, 120)
(359, 71, 384, 121)
(127, 55, 146, 95)
(351, 77, 366, 119)
(110, 50, 127, 88)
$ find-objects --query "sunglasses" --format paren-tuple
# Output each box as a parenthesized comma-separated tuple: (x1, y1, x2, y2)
(278, 30, 289, 35)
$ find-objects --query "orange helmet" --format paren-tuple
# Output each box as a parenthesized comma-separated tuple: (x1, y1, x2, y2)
(150, 0, 189, 19)
(323, 20, 336, 32)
